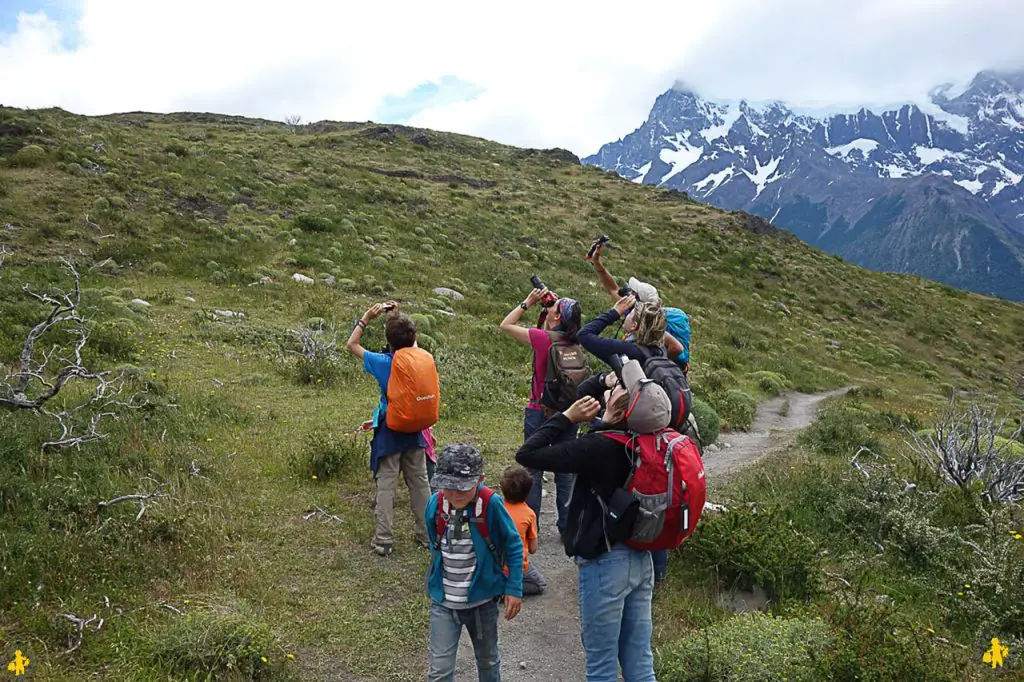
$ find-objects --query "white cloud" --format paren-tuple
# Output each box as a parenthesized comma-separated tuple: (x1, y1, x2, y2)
(1, 0, 1023, 155)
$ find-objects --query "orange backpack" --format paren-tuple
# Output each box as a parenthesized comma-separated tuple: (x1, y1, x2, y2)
(385, 347, 440, 433)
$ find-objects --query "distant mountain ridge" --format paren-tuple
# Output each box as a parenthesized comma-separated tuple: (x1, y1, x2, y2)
(584, 70, 1024, 301)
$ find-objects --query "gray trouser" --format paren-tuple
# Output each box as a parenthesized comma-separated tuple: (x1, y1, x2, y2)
(373, 446, 430, 546)
(523, 562, 548, 596)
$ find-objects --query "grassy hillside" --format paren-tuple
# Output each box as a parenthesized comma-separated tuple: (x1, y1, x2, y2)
(1, 106, 1023, 680)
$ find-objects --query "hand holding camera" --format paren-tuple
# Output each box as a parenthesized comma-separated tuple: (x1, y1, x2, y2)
(587, 235, 610, 263)
(614, 294, 636, 317)
(529, 276, 558, 307)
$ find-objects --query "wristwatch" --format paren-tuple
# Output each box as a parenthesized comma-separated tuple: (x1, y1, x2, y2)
(519, 302, 529, 310)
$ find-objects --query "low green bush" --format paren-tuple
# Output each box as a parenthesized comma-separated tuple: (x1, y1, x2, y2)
(147, 606, 283, 680)
(294, 213, 333, 233)
(656, 613, 834, 682)
(8, 144, 47, 168)
(797, 404, 883, 457)
(712, 390, 757, 430)
(680, 506, 820, 602)
(691, 397, 720, 446)
(748, 370, 788, 396)
(290, 430, 368, 481)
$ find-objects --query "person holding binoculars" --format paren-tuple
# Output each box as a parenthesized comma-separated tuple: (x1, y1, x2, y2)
(498, 277, 584, 539)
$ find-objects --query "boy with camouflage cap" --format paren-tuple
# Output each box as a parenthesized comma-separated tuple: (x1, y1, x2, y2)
(425, 443, 524, 682)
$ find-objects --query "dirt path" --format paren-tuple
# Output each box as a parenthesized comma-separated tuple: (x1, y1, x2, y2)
(448, 387, 850, 681)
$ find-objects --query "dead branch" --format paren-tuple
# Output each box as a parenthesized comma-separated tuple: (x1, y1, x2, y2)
(905, 402, 1024, 503)
(850, 446, 879, 480)
(303, 505, 343, 523)
(0, 245, 8, 270)
(0, 259, 148, 449)
(61, 612, 101, 655)
(97, 483, 169, 521)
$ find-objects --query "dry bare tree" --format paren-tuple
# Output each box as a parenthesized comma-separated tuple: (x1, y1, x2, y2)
(0, 255, 145, 449)
(906, 402, 1024, 504)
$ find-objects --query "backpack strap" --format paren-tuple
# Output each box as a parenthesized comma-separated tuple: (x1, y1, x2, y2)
(600, 430, 641, 488)
(435, 486, 502, 567)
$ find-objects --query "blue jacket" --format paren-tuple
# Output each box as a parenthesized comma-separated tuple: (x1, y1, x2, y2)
(425, 486, 524, 603)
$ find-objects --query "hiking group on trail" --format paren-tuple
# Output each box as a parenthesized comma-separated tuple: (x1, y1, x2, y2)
(343, 238, 706, 681)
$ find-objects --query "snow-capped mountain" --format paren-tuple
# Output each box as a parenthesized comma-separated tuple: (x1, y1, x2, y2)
(585, 70, 1024, 301)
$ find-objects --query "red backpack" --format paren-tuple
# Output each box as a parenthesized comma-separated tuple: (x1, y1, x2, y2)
(602, 430, 706, 551)
(434, 486, 503, 566)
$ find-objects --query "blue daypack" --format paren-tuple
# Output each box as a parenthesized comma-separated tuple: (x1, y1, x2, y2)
(665, 307, 691, 367)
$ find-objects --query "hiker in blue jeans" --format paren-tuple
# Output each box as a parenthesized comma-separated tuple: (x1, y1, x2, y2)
(516, 389, 657, 682)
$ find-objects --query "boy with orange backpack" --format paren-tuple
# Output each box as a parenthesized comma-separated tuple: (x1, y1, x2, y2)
(346, 301, 440, 557)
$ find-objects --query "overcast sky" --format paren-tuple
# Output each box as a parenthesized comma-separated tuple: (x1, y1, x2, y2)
(2, 0, 1023, 155)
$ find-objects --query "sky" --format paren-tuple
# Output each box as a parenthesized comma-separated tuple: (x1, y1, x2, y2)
(1, 0, 1023, 156)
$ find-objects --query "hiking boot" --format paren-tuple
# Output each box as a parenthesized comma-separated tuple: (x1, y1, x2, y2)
(369, 542, 392, 557)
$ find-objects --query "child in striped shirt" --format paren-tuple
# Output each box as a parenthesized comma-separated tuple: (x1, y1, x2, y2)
(425, 444, 524, 682)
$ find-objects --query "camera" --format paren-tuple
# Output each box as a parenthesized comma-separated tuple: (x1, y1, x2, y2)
(529, 275, 558, 307)
(382, 302, 395, 312)
(586, 235, 610, 261)
(617, 285, 633, 297)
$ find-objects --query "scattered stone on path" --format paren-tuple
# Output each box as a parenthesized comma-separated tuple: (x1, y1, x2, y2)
(130, 298, 150, 307)
(434, 309, 456, 318)
(288, 238, 297, 246)
(518, 662, 527, 670)
(292, 273, 314, 285)
(322, 275, 337, 287)
(185, 295, 196, 302)
(433, 287, 464, 301)
(724, 442, 732, 449)
(827, 339, 843, 349)
(776, 301, 792, 315)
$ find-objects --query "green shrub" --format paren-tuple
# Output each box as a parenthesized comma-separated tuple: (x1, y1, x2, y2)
(410, 313, 432, 333)
(680, 506, 819, 602)
(291, 430, 368, 481)
(691, 397, 720, 446)
(92, 196, 111, 213)
(295, 213, 334, 233)
(713, 390, 757, 430)
(149, 261, 169, 275)
(418, 333, 438, 352)
(655, 613, 834, 681)
(702, 368, 735, 392)
(748, 370, 788, 396)
(8, 144, 46, 168)
(797, 405, 883, 457)
(147, 607, 281, 679)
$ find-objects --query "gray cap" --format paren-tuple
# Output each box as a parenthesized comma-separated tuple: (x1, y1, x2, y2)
(626, 277, 660, 304)
(620, 357, 671, 433)
(431, 443, 484, 491)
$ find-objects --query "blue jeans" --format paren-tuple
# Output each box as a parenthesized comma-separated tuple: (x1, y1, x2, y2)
(652, 550, 668, 582)
(428, 600, 500, 682)
(576, 545, 656, 682)
(524, 407, 576, 535)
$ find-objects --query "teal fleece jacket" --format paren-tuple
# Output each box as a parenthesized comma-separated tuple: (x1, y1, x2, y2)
(425, 486, 524, 603)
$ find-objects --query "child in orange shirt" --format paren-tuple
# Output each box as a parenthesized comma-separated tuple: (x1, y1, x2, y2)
(500, 465, 548, 595)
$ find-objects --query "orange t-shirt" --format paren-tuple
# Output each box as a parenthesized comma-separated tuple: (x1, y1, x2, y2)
(504, 501, 537, 571)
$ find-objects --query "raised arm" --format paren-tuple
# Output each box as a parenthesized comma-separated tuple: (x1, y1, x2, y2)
(589, 241, 620, 300)
(663, 331, 684, 362)
(515, 398, 602, 474)
(498, 287, 548, 345)
(345, 302, 388, 360)
(577, 296, 645, 367)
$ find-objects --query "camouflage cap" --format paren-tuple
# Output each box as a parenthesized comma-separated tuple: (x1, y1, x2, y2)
(431, 443, 484, 491)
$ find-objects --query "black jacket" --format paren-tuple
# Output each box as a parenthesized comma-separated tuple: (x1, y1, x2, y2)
(515, 413, 631, 560)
